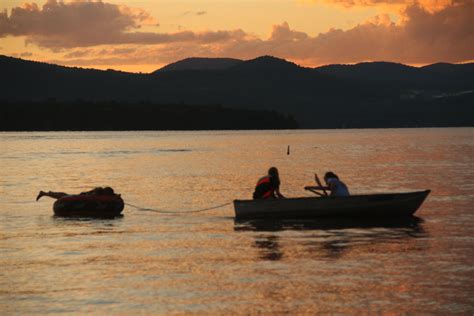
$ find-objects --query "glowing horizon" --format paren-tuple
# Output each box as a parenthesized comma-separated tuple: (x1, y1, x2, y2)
(0, 0, 472, 73)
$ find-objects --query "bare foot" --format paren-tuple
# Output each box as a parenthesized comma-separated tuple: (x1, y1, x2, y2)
(36, 191, 45, 201)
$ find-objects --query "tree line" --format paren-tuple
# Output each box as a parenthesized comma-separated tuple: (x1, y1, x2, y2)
(0, 100, 298, 131)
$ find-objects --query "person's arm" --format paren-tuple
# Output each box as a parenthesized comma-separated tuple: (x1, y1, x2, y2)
(275, 187, 285, 198)
(327, 182, 336, 191)
(272, 177, 285, 198)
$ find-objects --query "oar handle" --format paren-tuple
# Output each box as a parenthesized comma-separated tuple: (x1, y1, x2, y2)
(315, 173, 328, 196)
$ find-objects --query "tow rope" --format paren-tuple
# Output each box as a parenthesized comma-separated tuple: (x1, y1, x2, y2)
(124, 201, 233, 214)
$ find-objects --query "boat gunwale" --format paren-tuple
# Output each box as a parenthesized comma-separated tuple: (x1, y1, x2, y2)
(233, 189, 431, 204)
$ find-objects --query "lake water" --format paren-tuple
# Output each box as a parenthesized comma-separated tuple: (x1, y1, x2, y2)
(1, 128, 473, 314)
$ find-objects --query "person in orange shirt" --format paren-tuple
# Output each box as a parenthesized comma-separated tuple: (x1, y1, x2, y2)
(253, 167, 285, 199)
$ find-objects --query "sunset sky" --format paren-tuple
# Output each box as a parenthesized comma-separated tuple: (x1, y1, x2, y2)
(0, 0, 472, 73)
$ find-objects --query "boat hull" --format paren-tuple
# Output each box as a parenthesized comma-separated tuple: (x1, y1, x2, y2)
(234, 190, 430, 220)
(53, 195, 124, 218)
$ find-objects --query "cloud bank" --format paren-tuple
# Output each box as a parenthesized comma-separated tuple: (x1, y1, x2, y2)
(306, 0, 460, 12)
(1, 0, 472, 69)
(0, 0, 240, 48)
(263, 1, 473, 65)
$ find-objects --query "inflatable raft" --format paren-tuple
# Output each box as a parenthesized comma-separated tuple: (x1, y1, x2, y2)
(53, 194, 124, 218)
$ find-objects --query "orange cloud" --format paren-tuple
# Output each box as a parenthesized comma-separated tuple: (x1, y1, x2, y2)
(305, 0, 458, 12)
(3, 0, 471, 70)
(225, 1, 473, 65)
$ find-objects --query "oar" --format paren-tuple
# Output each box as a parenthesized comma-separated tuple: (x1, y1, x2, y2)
(315, 173, 328, 196)
(304, 186, 325, 197)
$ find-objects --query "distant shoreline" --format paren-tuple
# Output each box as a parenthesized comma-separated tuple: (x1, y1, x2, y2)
(1, 100, 472, 132)
(0, 101, 298, 131)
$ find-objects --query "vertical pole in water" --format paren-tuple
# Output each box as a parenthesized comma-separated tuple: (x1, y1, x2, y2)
(287, 145, 290, 155)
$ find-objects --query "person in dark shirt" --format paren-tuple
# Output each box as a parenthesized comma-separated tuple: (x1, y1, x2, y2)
(253, 167, 285, 199)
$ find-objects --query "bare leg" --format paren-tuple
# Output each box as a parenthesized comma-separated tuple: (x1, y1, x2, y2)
(36, 191, 69, 201)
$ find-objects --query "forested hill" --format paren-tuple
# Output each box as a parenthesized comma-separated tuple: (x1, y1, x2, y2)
(1, 55, 473, 128)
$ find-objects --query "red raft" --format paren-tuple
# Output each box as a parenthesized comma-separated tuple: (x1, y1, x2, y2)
(53, 194, 124, 218)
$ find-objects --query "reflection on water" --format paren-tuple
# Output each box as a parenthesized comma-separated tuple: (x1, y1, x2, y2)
(236, 217, 426, 260)
(51, 216, 125, 233)
(235, 216, 424, 231)
(1, 129, 473, 314)
(254, 235, 283, 261)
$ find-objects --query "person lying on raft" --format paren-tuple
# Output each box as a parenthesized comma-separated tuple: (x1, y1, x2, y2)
(253, 167, 285, 199)
(306, 172, 350, 197)
(36, 187, 116, 201)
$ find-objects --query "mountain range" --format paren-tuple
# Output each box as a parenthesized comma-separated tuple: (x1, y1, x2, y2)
(1, 54, 473, 128)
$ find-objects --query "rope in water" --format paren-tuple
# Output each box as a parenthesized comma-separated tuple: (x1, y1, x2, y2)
(124, 201, 233, 214)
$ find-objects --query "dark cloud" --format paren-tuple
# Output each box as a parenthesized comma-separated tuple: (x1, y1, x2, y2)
(62, 47, 137, 59)
(99, 47, 138, 55)
(0, 1, 225, 49)
(63, 49, 94, 59)
(1, 1, 141, 42)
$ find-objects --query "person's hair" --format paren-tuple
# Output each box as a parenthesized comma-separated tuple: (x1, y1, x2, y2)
(81, 187, 112, 195)
(268, 167, 279, 178)
(92, 187, 104, 195)
(324, 171, 338, 181)
(102, 187, 115, 195)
